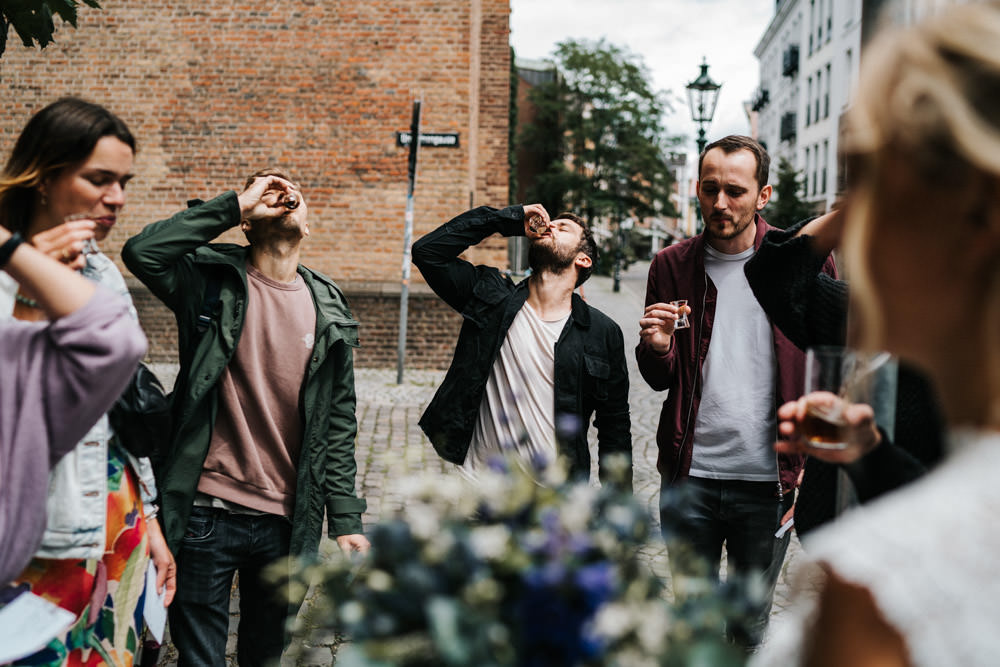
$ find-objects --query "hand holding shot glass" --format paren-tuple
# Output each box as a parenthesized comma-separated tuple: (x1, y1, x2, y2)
(777, 346, 890, 462)
(639, 300, 692, 354)
(523, 204, 550, 238)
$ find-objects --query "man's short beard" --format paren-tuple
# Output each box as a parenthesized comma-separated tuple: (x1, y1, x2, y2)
(528, 239, 578, 275)
(705, 213, 754, 241)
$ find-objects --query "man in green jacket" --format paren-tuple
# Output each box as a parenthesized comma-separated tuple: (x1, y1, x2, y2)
(123, 169, 368, 666)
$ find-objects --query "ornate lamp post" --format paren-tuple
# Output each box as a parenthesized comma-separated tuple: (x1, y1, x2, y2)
(686, 59, 722, 230)
(686, 58, 722, 156)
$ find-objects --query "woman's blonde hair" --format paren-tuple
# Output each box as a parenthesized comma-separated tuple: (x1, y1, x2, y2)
(841, 2, 1000, 423)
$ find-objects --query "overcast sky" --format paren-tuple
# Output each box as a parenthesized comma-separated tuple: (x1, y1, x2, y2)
(509, 0, 777, 158)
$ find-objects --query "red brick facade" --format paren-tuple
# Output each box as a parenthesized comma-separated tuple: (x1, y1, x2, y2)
(1, 0, 511, 368)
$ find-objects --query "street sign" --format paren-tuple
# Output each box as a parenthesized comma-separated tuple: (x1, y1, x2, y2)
(396, 131, 460, 148)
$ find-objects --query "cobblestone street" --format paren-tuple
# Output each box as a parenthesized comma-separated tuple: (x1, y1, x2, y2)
(154, 261, 805, 666)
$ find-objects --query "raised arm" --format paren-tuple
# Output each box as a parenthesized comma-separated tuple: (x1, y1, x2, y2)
(122, 176, 291, 310)
(412, 204, 529, 312)
(745, 216, 845, 349)
(1, 228, 146, 453)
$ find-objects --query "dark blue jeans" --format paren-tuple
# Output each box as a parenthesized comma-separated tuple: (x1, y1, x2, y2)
(660, 476, 792, 650)
(170, 507, 292, 667)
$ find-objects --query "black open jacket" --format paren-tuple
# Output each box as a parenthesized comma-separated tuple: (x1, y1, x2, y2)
(412, 205, 632, 490)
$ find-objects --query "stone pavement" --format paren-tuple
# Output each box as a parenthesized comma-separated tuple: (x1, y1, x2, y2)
(153, 261, 806, 666)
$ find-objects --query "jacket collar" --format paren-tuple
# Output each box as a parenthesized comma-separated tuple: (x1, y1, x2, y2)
(192, 243, 354, 322)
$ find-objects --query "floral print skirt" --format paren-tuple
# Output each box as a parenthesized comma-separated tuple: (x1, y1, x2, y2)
(13, 446, 150, 667)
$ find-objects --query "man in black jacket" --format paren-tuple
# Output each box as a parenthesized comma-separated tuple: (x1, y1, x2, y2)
(413, 203, 632, 490)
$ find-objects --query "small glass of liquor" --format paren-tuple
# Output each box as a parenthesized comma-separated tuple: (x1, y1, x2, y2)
(526, 213, 548, 235)
(670, 299, 690, 330)
(63, 212, 100, 259)
(801, 346, 892, 450)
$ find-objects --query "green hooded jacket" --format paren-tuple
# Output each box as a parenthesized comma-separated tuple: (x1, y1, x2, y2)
(122, 192, 366, 557)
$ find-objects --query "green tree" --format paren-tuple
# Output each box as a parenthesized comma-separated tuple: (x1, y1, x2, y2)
(518, 39, 681, 230)
(0, 0, 101, 60)
(765, 157, 818, 230)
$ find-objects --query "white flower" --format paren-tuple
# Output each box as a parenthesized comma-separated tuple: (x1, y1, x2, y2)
(561, 484, 598, 532)
(468, 524, 512, 560)
(590, 602, 634, 640)
(635, 602, 670, 654)
(403, 502, 440, 540)
(367, 569, 393, 591)
(340, 600, 364, 624)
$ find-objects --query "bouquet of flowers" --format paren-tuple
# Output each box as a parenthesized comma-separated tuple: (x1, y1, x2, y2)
(282, 455, 747, 666)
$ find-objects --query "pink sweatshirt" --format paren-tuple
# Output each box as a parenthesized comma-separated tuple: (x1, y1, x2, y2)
(0, 288, 146, 586)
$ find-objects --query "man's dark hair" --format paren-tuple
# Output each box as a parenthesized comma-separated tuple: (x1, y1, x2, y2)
(244, 167, 297, 190)
(556, 211, 598, 287)
(698, 135, 770, 188)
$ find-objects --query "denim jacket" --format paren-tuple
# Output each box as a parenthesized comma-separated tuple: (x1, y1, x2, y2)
(0, 253, 157, 560)
(412, 205, 633, 490)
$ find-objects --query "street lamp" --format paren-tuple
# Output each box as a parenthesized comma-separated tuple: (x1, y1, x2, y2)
(686, 58, 722, 156)
(686, 58, 721, 231)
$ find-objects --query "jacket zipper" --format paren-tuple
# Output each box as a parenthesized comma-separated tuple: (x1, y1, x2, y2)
(673, 272, 710, 482)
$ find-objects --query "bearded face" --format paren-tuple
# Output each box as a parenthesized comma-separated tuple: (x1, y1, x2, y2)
(528, 234, 581, 275)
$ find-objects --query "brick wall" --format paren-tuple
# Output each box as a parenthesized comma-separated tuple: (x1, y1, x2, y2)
(1, 0, 510, 369)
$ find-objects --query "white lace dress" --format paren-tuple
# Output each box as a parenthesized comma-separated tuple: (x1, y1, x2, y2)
(752, 429, 1000, 666)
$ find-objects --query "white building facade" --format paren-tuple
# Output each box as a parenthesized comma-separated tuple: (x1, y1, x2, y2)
(753, 0, 862, 213)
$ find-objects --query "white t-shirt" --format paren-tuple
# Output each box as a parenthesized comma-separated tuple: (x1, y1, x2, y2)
(461, 302, 568, 481)
(690, 243, 778, 481)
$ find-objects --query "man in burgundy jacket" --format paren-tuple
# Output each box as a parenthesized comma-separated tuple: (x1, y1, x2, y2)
(636, 135, 836, 650)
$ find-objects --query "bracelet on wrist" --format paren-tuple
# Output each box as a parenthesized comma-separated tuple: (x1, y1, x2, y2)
(0, 231, 25, 269)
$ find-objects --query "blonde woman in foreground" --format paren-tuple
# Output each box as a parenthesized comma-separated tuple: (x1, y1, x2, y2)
(753, 4, 1000, 666)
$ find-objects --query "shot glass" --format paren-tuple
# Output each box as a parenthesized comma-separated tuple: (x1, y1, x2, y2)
(670, 299, 690, 330)
(279, 192, 300, 209)
(526, 213, 548, 235)
(63, 212, 100, 258)
(801, 346, 891, 450)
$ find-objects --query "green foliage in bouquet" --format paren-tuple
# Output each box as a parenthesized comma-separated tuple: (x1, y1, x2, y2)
(282, 455, 749, 666)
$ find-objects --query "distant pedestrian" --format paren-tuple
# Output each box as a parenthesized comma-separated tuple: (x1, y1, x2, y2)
(123, 169, 369, 666)
(413, 204, 632, 489)
(636, 135, 836, 650)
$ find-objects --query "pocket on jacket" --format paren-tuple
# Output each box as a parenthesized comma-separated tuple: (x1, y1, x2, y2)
(462, 279, 508, 327)
(584, 354, 611, 401)
(183, 507, 217, 542)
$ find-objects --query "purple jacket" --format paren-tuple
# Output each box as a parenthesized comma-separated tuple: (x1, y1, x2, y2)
(0, 289, 146, 586)
(635, 215, 837, 495)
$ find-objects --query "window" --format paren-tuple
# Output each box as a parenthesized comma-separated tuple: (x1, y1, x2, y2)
(809, 0, 816, 54)
(845, 48, 854, 106)
(806, 77, 813, 125)
(827, 0, 834, 42)
(813, 143, 820, 196)
(822, 140, 829, 194)
(815, 70, 822, 123)
(824, 63, 831, 118)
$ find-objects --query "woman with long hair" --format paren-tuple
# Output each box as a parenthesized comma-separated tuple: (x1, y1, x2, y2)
(754, 4, 1000, 665)
(0, 97, 175, 666)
